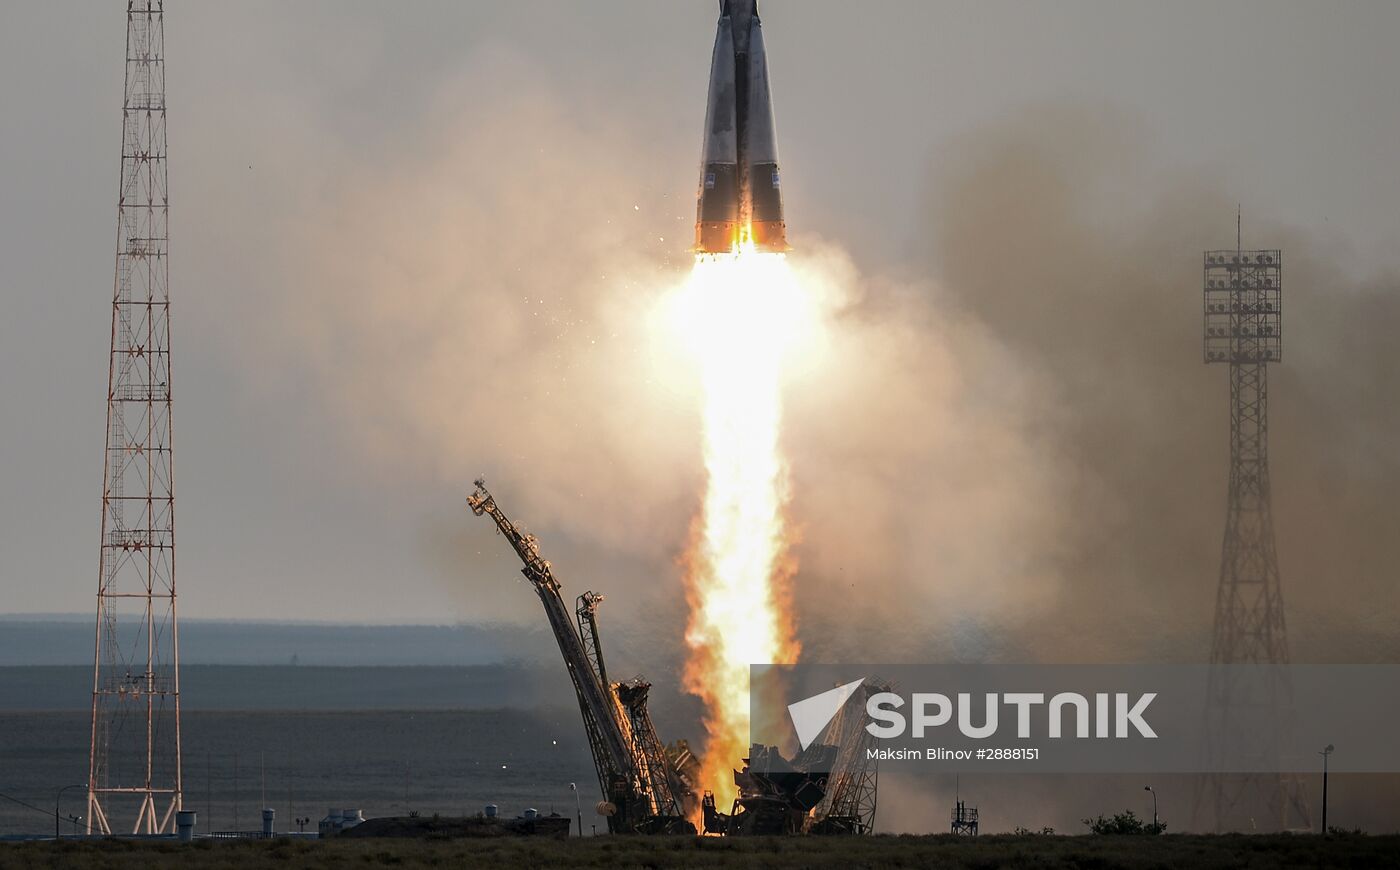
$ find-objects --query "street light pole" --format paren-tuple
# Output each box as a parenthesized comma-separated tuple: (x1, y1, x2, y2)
(569, 783, 582, 838)
(1320, 744, 1334, 834)
(1143, 785, 1157, 830)
(55, 784, 85, 840)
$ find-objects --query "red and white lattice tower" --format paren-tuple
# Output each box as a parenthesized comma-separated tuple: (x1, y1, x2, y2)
(87, 0, 182, 835)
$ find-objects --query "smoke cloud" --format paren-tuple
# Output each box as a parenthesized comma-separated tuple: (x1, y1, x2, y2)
(220, 49, 1397, 669)
(906, 105, 1400, 665)
(180, 44, 1400, 833)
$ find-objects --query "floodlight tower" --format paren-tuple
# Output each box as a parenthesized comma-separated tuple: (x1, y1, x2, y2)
(87, 0, 182, 835)
(1194, 219, 1308, 831)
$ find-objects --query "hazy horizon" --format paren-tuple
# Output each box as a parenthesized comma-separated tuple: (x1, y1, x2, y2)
(2, 2, 1397, 670)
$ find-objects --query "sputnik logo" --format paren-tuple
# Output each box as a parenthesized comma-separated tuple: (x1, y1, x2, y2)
(787, 678, 866, 751)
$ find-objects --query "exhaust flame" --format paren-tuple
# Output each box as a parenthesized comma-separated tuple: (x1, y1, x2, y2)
(672, 242, 809, 812)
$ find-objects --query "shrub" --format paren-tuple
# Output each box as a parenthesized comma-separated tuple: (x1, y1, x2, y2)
(1082, 809, 1166, 835)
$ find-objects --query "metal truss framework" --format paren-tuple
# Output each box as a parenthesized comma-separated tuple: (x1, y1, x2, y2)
(1194, 240, 1309, 832)
(87, 0, 182, 836)
(801, 680, 887, 835)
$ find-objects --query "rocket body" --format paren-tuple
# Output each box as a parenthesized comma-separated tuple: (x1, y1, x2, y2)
(695, 0, 788, 253)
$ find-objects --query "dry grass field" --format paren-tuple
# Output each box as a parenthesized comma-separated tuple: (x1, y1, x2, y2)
(2, 833, 1396, 870)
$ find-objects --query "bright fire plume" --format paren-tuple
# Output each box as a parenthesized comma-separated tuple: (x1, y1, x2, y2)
(674, 242, 808, 811)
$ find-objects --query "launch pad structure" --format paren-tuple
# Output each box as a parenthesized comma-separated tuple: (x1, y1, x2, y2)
(800, 679, 885, 835)
(466, 480, 879, 836)
(1194, 223, 1310, 832)
(695, 678, 883, 837)
(467, 481, 696, 835)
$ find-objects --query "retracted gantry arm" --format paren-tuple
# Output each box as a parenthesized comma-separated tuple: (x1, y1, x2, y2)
(466, 480, 639, 799)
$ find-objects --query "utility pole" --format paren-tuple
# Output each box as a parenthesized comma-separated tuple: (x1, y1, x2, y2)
(88, 0, 182, 836)
(1320, 744, 1334, 834)
(570, 782, 583, 837)
(1192, 220, 1309, 832)
(56, 784, 86, 840)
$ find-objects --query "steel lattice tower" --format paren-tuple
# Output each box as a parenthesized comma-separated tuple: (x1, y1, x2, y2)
(87, 0, 182, 836)
(1193, 222, 1309, 831)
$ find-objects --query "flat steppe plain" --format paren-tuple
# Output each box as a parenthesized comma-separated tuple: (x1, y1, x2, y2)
(3, 833, 1397, 870)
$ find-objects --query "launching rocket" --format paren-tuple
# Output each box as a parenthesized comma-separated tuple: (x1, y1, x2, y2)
(695, 0, 788, 254)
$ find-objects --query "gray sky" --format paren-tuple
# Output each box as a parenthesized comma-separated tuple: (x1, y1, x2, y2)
(1, 1, 1397, 634)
